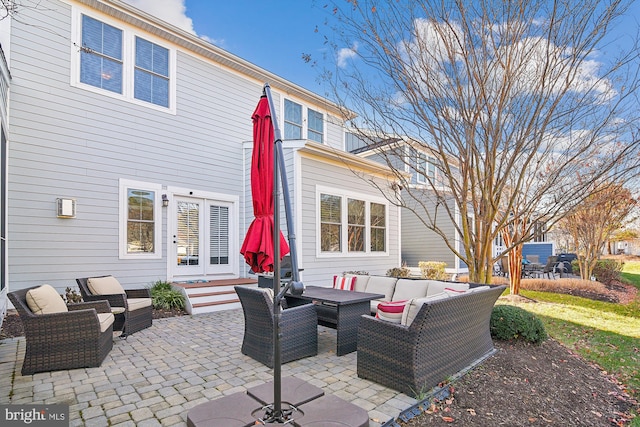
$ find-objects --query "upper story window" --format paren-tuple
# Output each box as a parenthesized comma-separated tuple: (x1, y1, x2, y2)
(81, 15, 123, 93)
(308, 108, 323, 143)
(284, 99, 302, 139)
(73, 10, 176, 113)
(134, 37, 169, 107)
(284, 99, 324, 142)
(416, 152, 437, 184)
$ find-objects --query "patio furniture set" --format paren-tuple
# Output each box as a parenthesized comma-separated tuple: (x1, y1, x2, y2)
(235, 275, 506, 396)
(7, 275, 153, 375)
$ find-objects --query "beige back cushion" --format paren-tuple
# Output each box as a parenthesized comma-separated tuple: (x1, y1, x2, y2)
(400, 293, 450, 326)
(425, 281, 469, 296)
(127, 298, 153, 311)
(364, 276, 397, 301)
(392, 279, 430, 301)
(88, 276, 125, 295)
(26, 284, 68, 315)
(348, 275, 370, 292)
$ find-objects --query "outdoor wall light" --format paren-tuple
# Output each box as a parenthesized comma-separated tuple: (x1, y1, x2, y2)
(56, 198, 76, 218)
(162, 194, 169, 207)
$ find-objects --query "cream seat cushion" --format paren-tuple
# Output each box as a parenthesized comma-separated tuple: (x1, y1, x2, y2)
(26, 284, 68, 315)
(88, 276, 125, 295)
(97, 312, 115, 333)
(127, 298, 153, 311)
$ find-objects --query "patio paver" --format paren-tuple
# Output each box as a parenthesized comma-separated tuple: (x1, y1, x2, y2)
(0, 309, 416, 426)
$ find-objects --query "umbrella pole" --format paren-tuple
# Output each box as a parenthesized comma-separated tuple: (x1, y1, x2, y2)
(266, 83, 284, 421)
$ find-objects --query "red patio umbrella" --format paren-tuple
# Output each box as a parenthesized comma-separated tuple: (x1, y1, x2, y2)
(240, 95, 289, 273)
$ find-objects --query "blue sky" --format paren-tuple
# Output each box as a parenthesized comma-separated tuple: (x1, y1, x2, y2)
(123, 0, 640, 98)
(124, 0, 333, 93)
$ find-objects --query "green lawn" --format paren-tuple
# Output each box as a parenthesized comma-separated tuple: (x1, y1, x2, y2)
(501, 260, 640, 422)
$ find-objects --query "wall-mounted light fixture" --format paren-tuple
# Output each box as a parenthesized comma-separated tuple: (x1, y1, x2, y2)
(56, 198, 76, 218)
(162, 194, 169, 207)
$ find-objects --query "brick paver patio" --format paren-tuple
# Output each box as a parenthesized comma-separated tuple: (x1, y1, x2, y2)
(0, 309, 417, 426)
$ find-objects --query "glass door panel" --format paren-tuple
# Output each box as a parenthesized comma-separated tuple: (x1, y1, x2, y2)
(175, 198, 202, 275)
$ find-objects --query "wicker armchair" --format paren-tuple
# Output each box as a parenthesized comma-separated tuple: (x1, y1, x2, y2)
(76, 276, 152, 336)
(234, 286, 318, 368)
(357, 285, 506, 396)
(8, 286, 114, 375)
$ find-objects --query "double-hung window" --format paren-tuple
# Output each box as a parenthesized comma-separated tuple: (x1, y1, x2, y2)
(80, 15, 123, 94)
(307, 108, 324, 143)
(119, 179, 162, 259)
(284, 99, 302, 139)
(284, 99, 324, 142)
(416, 152, 437, 184)
(319, 189, 387, 255)
(75, 11, 174, 111)
(134, 37, 169, 107)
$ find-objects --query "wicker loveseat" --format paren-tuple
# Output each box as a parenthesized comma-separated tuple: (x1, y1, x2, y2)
(8, 285, 115, 375)
(76, 276, 152, 337)
(357, 284, 506, 396)
(235, 286, 318, 368)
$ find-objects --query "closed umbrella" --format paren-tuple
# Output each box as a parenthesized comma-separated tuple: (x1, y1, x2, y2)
(240, 95, 289, 273)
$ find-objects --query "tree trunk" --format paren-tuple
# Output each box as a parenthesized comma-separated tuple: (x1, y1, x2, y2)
(508, 245, 523, 295)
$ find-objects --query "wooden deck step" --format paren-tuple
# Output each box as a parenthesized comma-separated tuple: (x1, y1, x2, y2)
(172, 277, 257, 314)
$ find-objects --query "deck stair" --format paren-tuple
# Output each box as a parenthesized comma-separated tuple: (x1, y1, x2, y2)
(172, 278, 258, 315)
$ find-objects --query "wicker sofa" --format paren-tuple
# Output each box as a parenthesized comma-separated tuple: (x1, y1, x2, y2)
(357, 283, 506, 396)
(8, 285, 115, 375)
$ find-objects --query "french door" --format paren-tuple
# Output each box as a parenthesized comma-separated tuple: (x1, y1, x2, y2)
(171, 195, 236, 278)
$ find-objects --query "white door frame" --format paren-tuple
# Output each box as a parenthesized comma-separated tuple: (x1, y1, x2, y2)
(167, 186, 239, 281)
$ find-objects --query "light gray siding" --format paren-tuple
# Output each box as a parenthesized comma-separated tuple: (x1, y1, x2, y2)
(7, 1, 258, 291)
(298, 155, 400, 286)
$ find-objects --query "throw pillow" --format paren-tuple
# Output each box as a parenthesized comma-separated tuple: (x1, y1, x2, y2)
(26, 284, 68, 315)
(443, 287, 467, 297)
(376, 300, 407, 323)
(333, 275, 355, 291)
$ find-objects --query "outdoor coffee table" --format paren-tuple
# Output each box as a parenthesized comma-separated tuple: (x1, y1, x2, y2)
(286, 286, 384, 356)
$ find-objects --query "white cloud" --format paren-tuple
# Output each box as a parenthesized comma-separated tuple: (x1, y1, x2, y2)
(337, 42, 358, 68)
(123, 0, 195, 35)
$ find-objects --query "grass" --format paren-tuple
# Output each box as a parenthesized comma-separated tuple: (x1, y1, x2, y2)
(500, 260, 640, 424)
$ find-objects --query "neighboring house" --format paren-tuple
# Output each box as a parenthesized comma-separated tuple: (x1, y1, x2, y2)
(0, 0, 401, 318)
(347, 132, 468, 276)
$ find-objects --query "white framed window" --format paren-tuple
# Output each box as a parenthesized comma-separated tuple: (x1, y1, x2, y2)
(283, 98, 324, 142)
(416, 152, 437, 184)
(119, 179, 162, 259)
(307, 108, 324, 143)
(317, 187, 388, 256)
(72, 8, 177, 113)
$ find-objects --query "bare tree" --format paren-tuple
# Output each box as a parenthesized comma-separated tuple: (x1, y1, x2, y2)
(320, 0, 640, 284)
(557, 182, 637, 279)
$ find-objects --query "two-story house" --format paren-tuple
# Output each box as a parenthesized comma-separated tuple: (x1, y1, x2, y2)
(0, 0, 401, 321)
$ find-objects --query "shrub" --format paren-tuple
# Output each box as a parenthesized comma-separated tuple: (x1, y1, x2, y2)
(419, 261, 447, 280)
(150, 280, 185, 310)
(490, 305, 547, 344)
(343, 270, 369, 276)
(387, 267, 411, 278)
(593, 259, 623, 285)
(61, 287, 83, 304)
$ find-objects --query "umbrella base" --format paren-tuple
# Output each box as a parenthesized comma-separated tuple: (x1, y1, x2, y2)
(186, 378, 369, 427)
